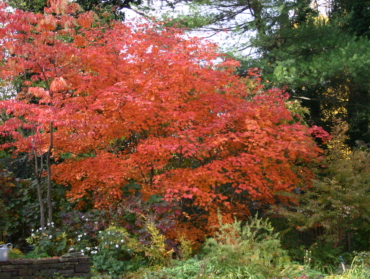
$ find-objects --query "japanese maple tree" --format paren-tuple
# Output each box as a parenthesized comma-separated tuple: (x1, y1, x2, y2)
(0, 0, 323, 239)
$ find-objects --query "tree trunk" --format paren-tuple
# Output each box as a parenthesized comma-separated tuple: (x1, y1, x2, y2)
(32, 151, 46, 232)
(46, 122, 53, 228)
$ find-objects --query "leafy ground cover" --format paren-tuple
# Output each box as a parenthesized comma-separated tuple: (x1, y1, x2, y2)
(5, 215, 370, 279)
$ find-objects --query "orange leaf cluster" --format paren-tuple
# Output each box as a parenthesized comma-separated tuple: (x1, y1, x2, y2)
(0, 1, 321, 236)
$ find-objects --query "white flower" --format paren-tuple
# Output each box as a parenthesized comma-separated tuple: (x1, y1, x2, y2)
(32, 233, 35, 237)
(31, 229, 34, 232)
(85, 218, 88, 221)
(86, 247, 91, 250)
(49, 235, 52, 239)
(81, 252, 84, 256)
(120, 240, 124, 243)
(81, 250, 84, 253)
(78, 235, 82, 238)
(94, 246, 98, 250)
(82, 215, 85, 219)
(84, 233, 86, 236)
(51, 222, 54, 225)
(116, 244, 119, 248)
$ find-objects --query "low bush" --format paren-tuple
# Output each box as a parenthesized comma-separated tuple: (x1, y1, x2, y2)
(200, 214, 292, 278)
(26, 225, 69, 256)
(135, 214, 327, 279)
(8, 248, 24, 259)
(90, 221, 175, 278)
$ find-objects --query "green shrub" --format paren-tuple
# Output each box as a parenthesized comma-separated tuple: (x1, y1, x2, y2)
(9, 249, 50, 260)
(308, 242, 344, 274)
(90, 222, 175, 278)
(326, 252, 370, 278)
(177, 234, 193, 260)
(140, 258, 213, 279)
(273, 121, 370, 252)
(199, 214, 291, 278)
(91, 226, 145, 278)
(8, 248, 24, 259)
(26, 226, 69, 256)
(22, 250, 50, 259)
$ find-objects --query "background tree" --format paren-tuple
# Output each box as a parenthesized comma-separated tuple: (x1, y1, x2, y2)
(273, 119, 370, 268)
(153, 0, 370, 147)
(6, 0, 144, 19)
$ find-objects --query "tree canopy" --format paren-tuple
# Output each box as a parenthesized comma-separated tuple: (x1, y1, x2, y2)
(0, 0, 323, 237)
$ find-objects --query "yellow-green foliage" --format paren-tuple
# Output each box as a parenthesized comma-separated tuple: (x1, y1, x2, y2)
(177, 234, 193, 260)
(144, 221, 174, 266)
(285, 99, 310, 124)
(325, 254, 370, 279)
(9, 248, 24, 259)
(202, 214, 292, 278)
(26, 228, 69, 256)
(275, 119, 370, 248)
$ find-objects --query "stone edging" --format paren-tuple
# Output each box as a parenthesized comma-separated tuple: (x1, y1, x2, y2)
(0, 256, 90, 279)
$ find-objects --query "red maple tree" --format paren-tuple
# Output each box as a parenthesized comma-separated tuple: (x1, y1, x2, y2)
(0, 0, 322, 239)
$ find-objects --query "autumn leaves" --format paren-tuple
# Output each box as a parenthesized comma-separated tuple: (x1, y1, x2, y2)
(0, 0, 321, 236)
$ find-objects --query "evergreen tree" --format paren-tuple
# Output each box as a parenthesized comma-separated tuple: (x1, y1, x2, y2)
(155, 0, 370, 146)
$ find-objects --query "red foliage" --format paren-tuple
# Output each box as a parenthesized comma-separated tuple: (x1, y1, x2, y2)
(309, 125, 332, 144)
(0, 0, 322, 238)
